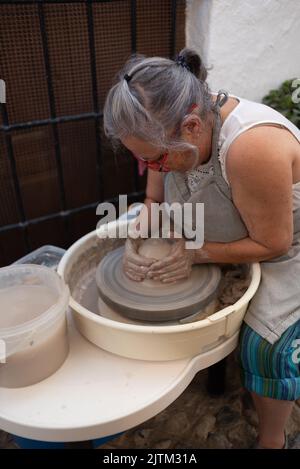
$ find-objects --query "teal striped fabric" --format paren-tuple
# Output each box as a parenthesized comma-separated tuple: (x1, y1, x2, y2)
(239, 320, 300, 400)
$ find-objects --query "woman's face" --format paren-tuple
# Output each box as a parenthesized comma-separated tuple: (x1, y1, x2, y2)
(121, 109, 212, 173)
(121, 135, 200, 173)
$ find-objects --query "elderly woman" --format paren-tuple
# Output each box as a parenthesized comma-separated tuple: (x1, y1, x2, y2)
(103, 48, 300, 449)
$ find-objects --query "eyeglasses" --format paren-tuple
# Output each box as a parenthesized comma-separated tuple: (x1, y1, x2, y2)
(133, 103, 198, 173)
(137, 151, 170, 172)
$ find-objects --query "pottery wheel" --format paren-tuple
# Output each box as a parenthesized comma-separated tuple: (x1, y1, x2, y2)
(96, 246, 221, 322)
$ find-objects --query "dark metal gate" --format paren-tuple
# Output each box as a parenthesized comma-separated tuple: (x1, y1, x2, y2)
(0, 0, 186, 266)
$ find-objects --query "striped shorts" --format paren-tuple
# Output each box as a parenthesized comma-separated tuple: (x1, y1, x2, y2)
(239, 320, 300, 400)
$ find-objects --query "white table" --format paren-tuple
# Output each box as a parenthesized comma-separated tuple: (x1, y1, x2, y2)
(0, 308, 238, 442)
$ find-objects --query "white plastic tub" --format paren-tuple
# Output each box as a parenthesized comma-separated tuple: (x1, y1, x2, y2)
(0, 265, 70, 388)
(58, 220, 261, 361)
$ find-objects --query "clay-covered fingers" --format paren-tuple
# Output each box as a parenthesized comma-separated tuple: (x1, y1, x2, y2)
(125, 250, 155, 267)
(148, 240, 184, 272)
(122, 267, 144, 282)
(122, 238, 156, 281)
(147, 250, 182, 272)
(160, 272, 190, 283)
(151, 264, 191, 283)
(147, 239, 196, 281)
(124, 259, 152, 276)
(147, 258, 186, 278)
(122, 255, 153, 280)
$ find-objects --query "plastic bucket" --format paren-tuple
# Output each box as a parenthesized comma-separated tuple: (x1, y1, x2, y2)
(0, 264, 69, 388)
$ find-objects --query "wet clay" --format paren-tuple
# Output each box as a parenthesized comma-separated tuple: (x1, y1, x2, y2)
(0, 318, 68, 388)
(138, 238, 172, 260)
(138, 239, 173, 287)
(96, 246, 222, 322)
(0, 285, 58, 328)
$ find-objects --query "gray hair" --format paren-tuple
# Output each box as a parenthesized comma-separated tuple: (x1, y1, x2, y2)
(103, 48, 213, 153)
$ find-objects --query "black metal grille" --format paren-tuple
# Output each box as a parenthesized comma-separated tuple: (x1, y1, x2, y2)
(0, 0, 186, 266)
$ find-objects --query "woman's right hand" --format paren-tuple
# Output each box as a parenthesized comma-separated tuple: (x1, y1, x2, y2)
(122, 237, 156, 281)
(123, 169, 165, 281)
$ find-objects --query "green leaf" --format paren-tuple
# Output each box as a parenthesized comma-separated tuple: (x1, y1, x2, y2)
(262, 78, 300, 129)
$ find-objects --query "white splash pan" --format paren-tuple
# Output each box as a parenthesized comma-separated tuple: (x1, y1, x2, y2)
(57, 220, 261, 361)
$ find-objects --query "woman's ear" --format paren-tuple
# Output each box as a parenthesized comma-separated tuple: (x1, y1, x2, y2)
(181, 115, 202, 139)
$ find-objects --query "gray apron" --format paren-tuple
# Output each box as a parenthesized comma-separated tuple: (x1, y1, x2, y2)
(164, 90, 300, 344)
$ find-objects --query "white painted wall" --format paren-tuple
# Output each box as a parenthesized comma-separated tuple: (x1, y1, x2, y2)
(186, 0, 300, 102)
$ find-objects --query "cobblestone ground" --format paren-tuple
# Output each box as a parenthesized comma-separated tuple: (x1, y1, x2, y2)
(1, 351, 300, 449)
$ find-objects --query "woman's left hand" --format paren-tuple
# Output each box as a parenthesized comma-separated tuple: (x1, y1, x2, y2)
(147, 238, 196, 283)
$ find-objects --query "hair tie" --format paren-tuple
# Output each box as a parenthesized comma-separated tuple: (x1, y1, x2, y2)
(124, 73, 132, 83)
(175, 55, 190, 72)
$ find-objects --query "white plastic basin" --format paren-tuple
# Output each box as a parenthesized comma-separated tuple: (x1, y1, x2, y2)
(58, 220, 261, 361)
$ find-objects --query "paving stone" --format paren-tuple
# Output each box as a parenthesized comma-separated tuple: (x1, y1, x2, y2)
(227, 421, 257, 449)
(152, 439, 173, 449)
(215, 405, 241, 425)
(243, 409, 259, 427)
(133, 429, 153, 448)
(162, 410, 191, 437)
(288, 433, 300, 449)
(206, 432, 232, 449)
(193, 414, 216, 441)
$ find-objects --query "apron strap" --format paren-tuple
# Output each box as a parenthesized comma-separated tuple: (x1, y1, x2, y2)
(213, 89, 229, 110)
(211, 90, 229, 177)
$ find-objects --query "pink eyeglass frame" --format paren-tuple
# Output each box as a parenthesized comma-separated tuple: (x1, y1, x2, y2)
(132, 103, 198, 173)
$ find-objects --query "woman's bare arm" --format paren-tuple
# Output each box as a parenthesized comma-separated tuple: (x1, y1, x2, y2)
(195, 126, 294, 264)
(144, 168, 165, 204)
(130, 169, 164, 237)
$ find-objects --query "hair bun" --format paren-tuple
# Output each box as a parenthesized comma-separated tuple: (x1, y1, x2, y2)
(177, 48, 207, 81)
